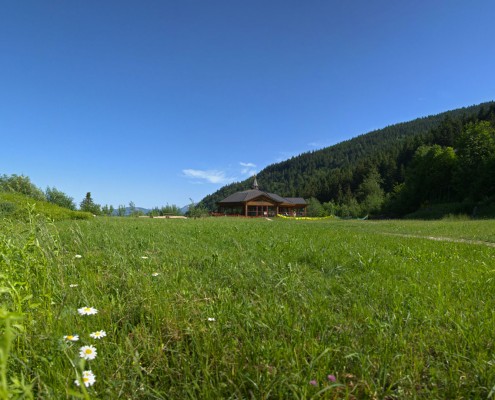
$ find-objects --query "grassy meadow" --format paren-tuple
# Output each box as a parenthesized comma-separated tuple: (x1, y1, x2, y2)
(1, 215, 495, 399)
(0, 192, 91, 222)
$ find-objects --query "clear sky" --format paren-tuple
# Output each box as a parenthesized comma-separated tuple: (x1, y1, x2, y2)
(1, 1, 494, 209)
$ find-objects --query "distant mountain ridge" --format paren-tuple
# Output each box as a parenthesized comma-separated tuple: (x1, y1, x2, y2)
(111, 206, 151, 216)
(111, 206, 191, 216)
(199, 101, 495, 214)
(180, 204, 193, 214)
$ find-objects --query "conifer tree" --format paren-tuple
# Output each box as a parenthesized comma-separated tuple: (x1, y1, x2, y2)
(80, 192, 101, 215)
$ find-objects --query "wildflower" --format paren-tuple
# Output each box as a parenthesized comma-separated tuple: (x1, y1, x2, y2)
(309, 380, 318, 386)
(74, 255, 82, 259)
(74, 370, 96, 387)
(327, 374, 336, 382)
(151, 272, 160, 277)
(78, 306, 98, 315)
(207, 317, 216, 322)
(141, 256, 149, 259)
(79, 345, 97, 360)
(64, 334, 79, 342)
(90, 330, 107, 339)
(69, 284, 79, 288)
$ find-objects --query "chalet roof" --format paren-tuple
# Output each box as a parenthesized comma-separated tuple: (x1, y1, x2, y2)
(217, 190, 306, 205)
(217, 176, 306, 206)
(284, 197, 307, 205)
(218, 189, 281, 204)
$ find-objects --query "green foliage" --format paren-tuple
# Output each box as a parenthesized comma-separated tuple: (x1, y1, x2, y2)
(0, 192, 91, 221)
(0, 214, 63, 399)
(101, 204, 115, 216)
(306, 197, 325, 217)
(356, 168, 385, 215)
(322, 200, 337, 216)
(117, 204, 126, 217)
(199, 101, 495, 219)
(186, 201, 210, 218)
(0, 174, 46, 200)
(45, 186, 76, 210)
(0, 307, 33, 399)
(79, 192, 101, 215)
(0, 201, 17, 216)
(148, 204, 183, 217)
(128, 201, 137, 216)
(454, 121, 495, 200)
(335, 197, 361, 218)
(386, 120, 495, 216)
(393, 145, 457, 212)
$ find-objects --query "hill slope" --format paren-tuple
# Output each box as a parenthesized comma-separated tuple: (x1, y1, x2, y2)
(0, 192, 92, 221)
(199, 101, 495, 216)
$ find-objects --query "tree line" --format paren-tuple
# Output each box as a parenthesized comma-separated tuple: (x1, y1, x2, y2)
(4, 101, 494, 219)
(199, 101, 495, 218)
(0, 175, 184, 217)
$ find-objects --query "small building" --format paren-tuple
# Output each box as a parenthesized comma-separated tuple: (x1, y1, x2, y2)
(216, 176, 307, 217)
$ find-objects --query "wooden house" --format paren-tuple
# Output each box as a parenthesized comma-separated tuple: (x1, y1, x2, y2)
(216, 176, 307, 217)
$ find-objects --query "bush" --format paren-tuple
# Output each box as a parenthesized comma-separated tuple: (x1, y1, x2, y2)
(0, 174, 46, 200)
(45, 187, 76, 210)
(306, 198, 325, 217)
(186, 203, 210, 218)
(0, 201, 16, 216)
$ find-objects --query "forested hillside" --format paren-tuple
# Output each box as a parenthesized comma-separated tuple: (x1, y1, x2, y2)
(199, 101, 495, 218)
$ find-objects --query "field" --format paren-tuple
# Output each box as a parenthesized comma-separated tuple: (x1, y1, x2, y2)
(1, 216, 495, 399)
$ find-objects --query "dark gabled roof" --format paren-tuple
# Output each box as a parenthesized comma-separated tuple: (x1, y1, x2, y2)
(284, 197, 307, 205)
(265, 192, 288, 203)
(218, 189, 283, 204)
(218, 190, 306, 206)
(217, 176, 306, 206)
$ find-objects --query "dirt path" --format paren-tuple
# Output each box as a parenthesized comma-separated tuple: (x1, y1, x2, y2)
(383, 233, 495, 248)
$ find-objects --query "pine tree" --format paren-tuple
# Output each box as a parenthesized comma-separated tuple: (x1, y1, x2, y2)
(80, 192, 101, 215)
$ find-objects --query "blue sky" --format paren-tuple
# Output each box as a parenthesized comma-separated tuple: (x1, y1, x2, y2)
(1, 1, 494, 208)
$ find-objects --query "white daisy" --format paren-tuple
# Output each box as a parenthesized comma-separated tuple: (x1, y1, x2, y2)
(77, 306, 98, 315)
(69, 284, 79, 288)
(74, 370, 96, 387)
(79, 345, 97, 360)
(151, 272, 160, 277)
(63, 334, 79, 342)
(207, 317, 216, 322)
(74, 254, 82, 259)
(141, 256, 149, 259)
(89, 330, 107, 339)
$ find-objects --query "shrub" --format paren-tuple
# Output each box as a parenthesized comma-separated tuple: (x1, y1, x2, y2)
(0, 174, 46, 200)
(45, 186, 76, 210)
(0, 201, 16, 216)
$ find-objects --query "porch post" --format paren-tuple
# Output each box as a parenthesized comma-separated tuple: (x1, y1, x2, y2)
(245, 203, 248, 217)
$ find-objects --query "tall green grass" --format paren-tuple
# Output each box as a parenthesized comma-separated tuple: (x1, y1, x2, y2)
(1, 216, 495, 398)
(0, 192, 91, 221)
